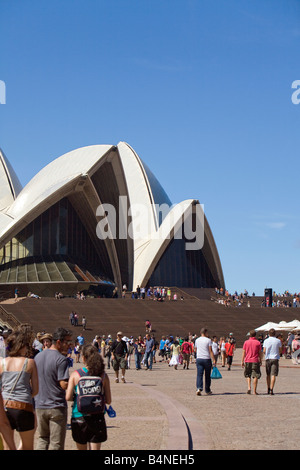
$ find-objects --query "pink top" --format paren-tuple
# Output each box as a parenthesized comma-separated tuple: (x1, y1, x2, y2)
(243, 337, 261, 363)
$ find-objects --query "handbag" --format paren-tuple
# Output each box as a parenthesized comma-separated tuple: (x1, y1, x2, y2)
(211, 365, 222, 379)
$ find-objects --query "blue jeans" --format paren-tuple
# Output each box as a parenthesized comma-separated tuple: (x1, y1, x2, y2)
(135, 352, 142, 369)
(196, 358, 212, 392)
(144, 350, 153, 369)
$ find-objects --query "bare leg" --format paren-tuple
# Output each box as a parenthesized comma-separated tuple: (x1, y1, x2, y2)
(19, 429, 35, 450)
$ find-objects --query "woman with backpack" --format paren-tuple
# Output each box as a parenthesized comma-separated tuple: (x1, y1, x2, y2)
(66, 344, 112, 450)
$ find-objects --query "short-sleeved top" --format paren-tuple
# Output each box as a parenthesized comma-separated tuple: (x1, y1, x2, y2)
(111, 339, 127, 357)
(34, 349, 69, 408)
(225, 342, 235, 356)
(195, 336, 212, 360)
(181, 342, 192, 355)
(243, 337, 261, 363)
(263, 336, 282, 360)
(145, 338, 154, 353)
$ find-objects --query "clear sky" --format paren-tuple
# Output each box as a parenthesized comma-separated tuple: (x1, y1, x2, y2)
(0, 0, 299, 296)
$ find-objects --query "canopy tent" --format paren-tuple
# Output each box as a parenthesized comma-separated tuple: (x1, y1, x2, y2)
(277, 320, 300, 330)
(254, 319, 300, 333)
(254, 322, 280, 332)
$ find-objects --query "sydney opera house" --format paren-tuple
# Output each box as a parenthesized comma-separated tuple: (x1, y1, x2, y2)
(0, 142, 225, 297)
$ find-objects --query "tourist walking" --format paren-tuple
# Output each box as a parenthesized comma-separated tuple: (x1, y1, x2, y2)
(144, 333, 155, 370)
(291, 334, 300, 364)
(195, 328, 216, 396)
(219, 337, 226, 367)
(241, 330, 263, 395)
(104, 339, 112, 369)
(66, 344, 112, 450)
(134, 336, 144, 370)
(211, 336, 219, 364)
(158, 335, 167, 362)
(225, 336, 235, 370)
(34, 327, 72, 450)
(169, 340, 181, 370)
(263, 328, 282, 395)
(0, 325, 39, 450)
(111, 331, 128, 383)
(181, 337, 192, 369)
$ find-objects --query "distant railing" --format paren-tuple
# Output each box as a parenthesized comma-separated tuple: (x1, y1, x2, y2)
(0, 304, 21, 329)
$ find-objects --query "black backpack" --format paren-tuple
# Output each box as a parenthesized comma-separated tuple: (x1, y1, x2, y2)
(76, 369, 105, 414)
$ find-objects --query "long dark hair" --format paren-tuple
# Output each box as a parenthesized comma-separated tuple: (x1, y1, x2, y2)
(82, 344, 105, 376)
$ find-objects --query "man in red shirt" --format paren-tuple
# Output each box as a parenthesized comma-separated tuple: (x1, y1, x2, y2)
(241, 330, 263, 395)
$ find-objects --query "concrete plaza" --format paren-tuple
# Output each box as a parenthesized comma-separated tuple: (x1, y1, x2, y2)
(59, 348, 300, 451)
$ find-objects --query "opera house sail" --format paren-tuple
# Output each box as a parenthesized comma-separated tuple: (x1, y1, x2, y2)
(0, 143, 225, 297)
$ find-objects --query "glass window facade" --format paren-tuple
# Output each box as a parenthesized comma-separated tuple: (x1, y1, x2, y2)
(147, 236, 217, 288)
(0, 198, 113, 281)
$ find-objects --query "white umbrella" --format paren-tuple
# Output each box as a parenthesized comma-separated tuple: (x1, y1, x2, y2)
(276, 321, 293, 331)
(280, 320, 300, 331)
(254, 321, 279, 332)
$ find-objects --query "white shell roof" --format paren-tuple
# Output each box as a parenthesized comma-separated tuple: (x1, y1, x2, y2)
(0, 142, 225, 290)
(7, 145, 113, 220)
(0, 145, 113, 239)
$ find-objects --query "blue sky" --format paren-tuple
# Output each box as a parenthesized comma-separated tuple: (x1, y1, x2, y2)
(0, 0, 299, 296)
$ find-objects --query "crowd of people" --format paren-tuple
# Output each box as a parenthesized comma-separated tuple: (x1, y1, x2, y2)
(122, 284, 184, 302)
(0, 325, 111, 451)
(0, 315, 299, 451)
(214, 287, 300, 309)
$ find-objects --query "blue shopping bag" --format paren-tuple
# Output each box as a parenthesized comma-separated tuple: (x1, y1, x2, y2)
(105, 405, 116, 417)
(211, 366, 222, 379)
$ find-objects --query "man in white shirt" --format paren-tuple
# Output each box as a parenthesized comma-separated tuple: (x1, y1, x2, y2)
(194, 328, 216, 396)
(263, 328, 282, 395)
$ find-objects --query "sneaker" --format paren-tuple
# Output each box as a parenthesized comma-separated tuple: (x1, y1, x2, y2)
(196, 389, 201, 396)
(121, 376, 126, 383)
(115, 378, 119, 383)
(206, 391, 213, 395)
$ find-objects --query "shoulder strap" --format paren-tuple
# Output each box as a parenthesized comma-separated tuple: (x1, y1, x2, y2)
(76, 368, 87, 377)
(23, 357, 29, 372)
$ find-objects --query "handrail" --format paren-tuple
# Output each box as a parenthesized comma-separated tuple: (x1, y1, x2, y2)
(0, 304, 21, 329)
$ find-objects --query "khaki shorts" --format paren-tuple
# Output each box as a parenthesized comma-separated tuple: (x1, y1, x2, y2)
(265, 359, 279, 377)
(112, 354, 127, 371)
(244, 362, 261, 379)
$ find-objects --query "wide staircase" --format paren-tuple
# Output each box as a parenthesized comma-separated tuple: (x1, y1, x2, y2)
(1, 289, 299, 347)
